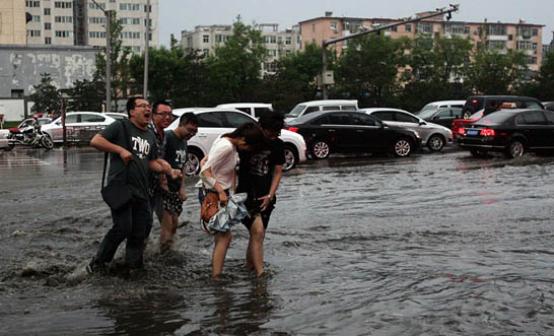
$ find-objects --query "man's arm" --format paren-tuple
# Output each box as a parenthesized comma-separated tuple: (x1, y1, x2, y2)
(149, 159, 181, 180)
(259, 165, 283, 211)
(179, 164, 187, 201)
(90, 133, 133, 165)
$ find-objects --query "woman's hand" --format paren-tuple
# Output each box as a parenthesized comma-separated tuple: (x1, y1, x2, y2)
(218, 191, 228, 207)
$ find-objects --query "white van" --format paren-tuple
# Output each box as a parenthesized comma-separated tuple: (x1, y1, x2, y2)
(285, 100, 358, 122)
(418, 100, 465, 114)
(216, 103, 273, 120)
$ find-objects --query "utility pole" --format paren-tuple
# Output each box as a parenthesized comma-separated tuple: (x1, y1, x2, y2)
(91, 0, 112, 111)
(143, 0, 151, 99)
(321, 4, 460, 100)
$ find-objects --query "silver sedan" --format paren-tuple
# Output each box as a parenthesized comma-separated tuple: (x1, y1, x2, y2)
(360, 108, 453, 151)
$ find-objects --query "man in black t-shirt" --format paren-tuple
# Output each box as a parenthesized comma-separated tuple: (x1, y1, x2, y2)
(159, 113, 198, 253)
(237, 113, 285, 277)
(87, 97, 181, 274)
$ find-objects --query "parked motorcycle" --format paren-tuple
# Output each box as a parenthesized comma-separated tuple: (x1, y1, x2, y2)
(6, 123, 54, 150)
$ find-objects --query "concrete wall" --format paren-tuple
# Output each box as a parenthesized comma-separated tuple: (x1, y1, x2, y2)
(0, 45, 98, 98)
(0, 99, 29, 122)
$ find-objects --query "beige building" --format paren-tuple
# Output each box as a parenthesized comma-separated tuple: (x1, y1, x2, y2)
(0, 0, 27, 44)
(299, 12, 544, 72)
(24, 0, 159, 52)
(180, 23, 302, 75)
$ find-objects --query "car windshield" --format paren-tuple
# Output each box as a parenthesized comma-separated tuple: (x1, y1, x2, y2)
(288, 104, 306, 118)
(474, 111, 513, 125)
(418, 108, 438, 119)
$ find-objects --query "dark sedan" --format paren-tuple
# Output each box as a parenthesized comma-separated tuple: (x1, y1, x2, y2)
(284, 110, 421, 159)
(458, 109, 554, 158)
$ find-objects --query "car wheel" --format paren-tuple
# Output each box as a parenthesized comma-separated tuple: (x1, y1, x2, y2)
(310, 140, 330, 159)
(505, 139, 525, 158)
(427, 134, 445, 152)
(393, 138, 412, 157)
(470, 149, 488, 157)
(283, 144, 298, 171)
(41, 134, 54, 150)
(186, 148, 204, 176)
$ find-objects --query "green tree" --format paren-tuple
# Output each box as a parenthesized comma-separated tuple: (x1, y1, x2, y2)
(30, 73, 61, 115)
(65, 75, 105, 111)
(335, 34, 408, 107)
(463, 48, 527, 95)
(257, 43, 324, 113)
(519, 49, 554, 100)
(206, 20, 267, 103)
(94, 12, 132, 111)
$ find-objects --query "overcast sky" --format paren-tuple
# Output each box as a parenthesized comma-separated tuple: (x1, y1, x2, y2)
(158, 0, 554, 46)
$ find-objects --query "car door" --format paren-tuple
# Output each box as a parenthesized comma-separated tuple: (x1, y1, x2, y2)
(350, 112, 382, 150)
(431, 108, 455, 128)
(79, 113, 109, 142)
(544, 111, 554, 148)
(52, 114, 80, 141)
(320, 112, 356, 152)
(515, 111, 549, 149)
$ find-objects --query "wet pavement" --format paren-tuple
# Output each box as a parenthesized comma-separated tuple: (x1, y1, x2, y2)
(1, 146, 554, 335)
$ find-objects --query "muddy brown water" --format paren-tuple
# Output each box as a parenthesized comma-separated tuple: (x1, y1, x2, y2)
(1, 147, 554, 335)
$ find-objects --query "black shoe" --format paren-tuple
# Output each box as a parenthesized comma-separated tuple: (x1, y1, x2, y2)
(86, 257, 105, 274)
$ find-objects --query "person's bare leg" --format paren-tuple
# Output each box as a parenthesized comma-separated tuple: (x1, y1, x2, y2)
(247, 217, 265, 277)
(159, 209, 173, 253)
(212, 231, 232, 277)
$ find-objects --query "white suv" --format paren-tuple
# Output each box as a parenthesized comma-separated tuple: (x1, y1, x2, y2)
(167, 108, 307, 175)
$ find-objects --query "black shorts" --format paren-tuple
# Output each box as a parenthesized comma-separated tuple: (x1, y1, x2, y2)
(242, 196, 276, 230)
(163, 190, 183, 215)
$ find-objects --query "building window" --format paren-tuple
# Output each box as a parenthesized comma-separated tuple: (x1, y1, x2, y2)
(11, 90, 24, 98)
(446, 25, 466, 34)
(532, 28, 538, 36)
(405, 24, 412, 33)
(90, 17, 106, 24)
(488, 25, 506, 36)
(89, 2, 106, 10)
(268, 49, 277, 57)
(417, 23, 433, 34)
(517, 41, 532, 50)
(45, 37, 52, 45)
(26, 1, 40, 8)
(330, 21, 338, 33)
(89, 31, 106, 38)
(44, 8, 51, 15)
(120, 3, 140, 11)
(390, 25, 397, 32)
(487, 40, 506, 50)
(32, 15, 40, 22)
(54, 2, 73, 9)
(203, 35, 209, 43)
(527, 56, 537, 64)
(285, 36, 291, 45)
(464, 26, 470, 34)
(55, 16, 73, 23)
(45, 23, 51, 30)
(132, 46, 141, 53)
(27, 30, 41, 37)
(55, 30, 73, 38)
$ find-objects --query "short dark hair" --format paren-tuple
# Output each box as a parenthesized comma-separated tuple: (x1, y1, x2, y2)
(179, 112, 198, 127)
(126, 96, 144, 116)
(259, 113, 284, 132)
(153, 100, 171, 114)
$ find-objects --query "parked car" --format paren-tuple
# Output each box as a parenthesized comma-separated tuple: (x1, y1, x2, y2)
(216, 103, 274, 120)
(361, 108, 453, 152)
(285, 99, 358, 122)
(16, 117, 53, 130)
(460, 95, 543, 119)
(452, 96, 545, 139)
(417, 106, 463, 129)
(418, 100, 465, 115)
(543, 101, 554, 111)
(168, 108, 307, 174)
(458, 109, 554, 158)
(284, 110, 421, 159)
(104, 112, 128, 120)
(0, 129, 9, 150)
(42, 112, 116, 143)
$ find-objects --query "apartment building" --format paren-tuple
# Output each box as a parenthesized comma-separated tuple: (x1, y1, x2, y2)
(180, 23, 302, 75)
(299, 12, 544, 72)
(0, 0, 27, 44)
(24, 0, 158, 53)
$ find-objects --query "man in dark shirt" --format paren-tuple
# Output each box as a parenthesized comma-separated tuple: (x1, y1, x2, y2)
(237, 113, 285, 277)
(87, 97, 180, 274)
(146, 101, 173, 244)
(160, 113, 198, 253)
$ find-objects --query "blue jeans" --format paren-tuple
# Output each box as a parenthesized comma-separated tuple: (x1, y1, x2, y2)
(96, 198, 151, 269)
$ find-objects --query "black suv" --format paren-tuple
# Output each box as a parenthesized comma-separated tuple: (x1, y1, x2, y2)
(461, 95, 543, 119)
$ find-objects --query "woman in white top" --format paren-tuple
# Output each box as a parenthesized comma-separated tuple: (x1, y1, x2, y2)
(201, 122, 266, 278)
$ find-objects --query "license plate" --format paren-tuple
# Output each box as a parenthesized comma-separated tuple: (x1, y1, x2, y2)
(466, 130, 478, 136)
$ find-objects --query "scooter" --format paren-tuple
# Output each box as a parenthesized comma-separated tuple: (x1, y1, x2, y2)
(6, 124, 54, 150)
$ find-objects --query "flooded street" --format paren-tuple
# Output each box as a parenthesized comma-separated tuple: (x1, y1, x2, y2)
(1, 147, 554, 335)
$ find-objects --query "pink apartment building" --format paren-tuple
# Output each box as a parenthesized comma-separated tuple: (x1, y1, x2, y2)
(299, 12, 544, 72)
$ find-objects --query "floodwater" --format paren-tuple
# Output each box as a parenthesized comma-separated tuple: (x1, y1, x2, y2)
(1, 147, 554, 335)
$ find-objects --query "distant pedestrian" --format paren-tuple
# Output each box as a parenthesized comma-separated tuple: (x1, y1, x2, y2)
(87, 97, 181, 274)
(199, 122, 267, 278)
(145, 101, 174, 245)
(237, 113, 285, 277)
(159, 113, 198, 253)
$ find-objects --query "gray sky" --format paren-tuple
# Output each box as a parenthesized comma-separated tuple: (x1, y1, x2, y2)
(159, 0, 554, 46)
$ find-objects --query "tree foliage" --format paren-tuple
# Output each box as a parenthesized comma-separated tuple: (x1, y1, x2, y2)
(65, 74, 105, 111)
(30, 73, 61, 115)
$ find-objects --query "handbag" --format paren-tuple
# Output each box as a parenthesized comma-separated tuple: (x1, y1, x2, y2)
(200, 190, 219, 223)
(101, 120, 133, 211)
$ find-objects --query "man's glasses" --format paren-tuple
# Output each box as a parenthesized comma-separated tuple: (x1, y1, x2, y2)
(153, 112, 172, 117)
(135, 103, 151, 109)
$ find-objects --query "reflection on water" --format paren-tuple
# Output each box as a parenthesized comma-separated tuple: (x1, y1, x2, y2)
(2, 148, 554, 334)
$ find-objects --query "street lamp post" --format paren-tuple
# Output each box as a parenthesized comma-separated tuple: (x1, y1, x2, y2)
(143, 0, 150, 98)
(91, 0, 112, 111)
